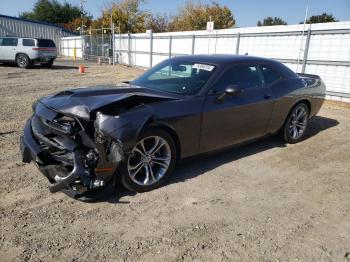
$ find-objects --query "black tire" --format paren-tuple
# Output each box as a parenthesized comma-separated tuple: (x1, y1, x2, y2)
(41, 59, 54, 68)
(120, 128, 177, 192)
(281, 103, 310, 144)
(16, 54, 31, 68)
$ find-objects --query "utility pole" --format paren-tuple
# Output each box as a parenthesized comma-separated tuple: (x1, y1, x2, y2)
(102, 25, 104, 57)
(110, 6, 113, 31)
(109, 2, 119, 66)
(80, 0, 87, 35)
(297, 2, 309, 72)
(110, 3, 115, 66)
(112, 23, 115, 66)
(207, 16, 213, 54)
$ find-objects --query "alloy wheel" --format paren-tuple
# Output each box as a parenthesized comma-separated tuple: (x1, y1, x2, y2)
(127, 136, 171, 186)
(17, 55, 28, 67)
(289, 105, 307, 140)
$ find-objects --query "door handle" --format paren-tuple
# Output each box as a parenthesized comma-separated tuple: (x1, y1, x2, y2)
(264, 94, 271, 99)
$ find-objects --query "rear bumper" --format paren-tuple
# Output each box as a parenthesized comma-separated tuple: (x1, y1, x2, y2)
(33, 57, 56, 63)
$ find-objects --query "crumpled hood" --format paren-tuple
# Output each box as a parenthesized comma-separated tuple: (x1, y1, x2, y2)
(38, 85, 181, 120)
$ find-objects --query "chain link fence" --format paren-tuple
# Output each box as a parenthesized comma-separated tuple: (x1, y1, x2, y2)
(82, 28, 114, 63)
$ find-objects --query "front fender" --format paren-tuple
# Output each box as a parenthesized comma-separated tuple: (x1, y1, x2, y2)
(95, 106, 154, 152)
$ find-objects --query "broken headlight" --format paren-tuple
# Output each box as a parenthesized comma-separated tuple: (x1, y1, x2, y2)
(46, 116, 80, 134)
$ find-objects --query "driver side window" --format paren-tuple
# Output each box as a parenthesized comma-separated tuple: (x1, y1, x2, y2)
(212, 65, 262, 93)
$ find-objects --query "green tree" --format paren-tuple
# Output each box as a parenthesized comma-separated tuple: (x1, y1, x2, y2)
(169, 1, 235, 31)
(20, 0, 88, 25)
(96, 0, 148, 33)
(302, 13, 338, 24)
(257, 17, 287, 26)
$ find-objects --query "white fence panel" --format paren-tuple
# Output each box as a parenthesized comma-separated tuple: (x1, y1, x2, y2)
(239, 35, 306, 59)
(171, 37, 192, 55)
(211, 36, 237, 54)
(307, 33, 350, 61)
(153, 37, 170, 54)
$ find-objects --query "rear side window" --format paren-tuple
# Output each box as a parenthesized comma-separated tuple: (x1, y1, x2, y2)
(22, 39, 35, 46)
(261, 66, 282, 85)
(37, 39, 56, 47)
(213, 65, 263, 92)
(1, 38, 18, 46)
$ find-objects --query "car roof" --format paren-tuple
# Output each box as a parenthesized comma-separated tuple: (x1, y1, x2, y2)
(171, 54, 297, 79)
(170, 54, 277, 65)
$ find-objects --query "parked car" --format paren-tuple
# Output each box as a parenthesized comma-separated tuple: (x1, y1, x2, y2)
(0, 37, 57, 68)
(20, 55, 325, 199)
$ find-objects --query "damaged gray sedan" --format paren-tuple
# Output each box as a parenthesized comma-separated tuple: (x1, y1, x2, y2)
(20, 55, 325, 199)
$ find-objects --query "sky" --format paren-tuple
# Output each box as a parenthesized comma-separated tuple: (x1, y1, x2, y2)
(1, 0, 349, 27)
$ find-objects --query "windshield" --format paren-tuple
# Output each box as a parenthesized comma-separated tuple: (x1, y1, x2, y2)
(131, 59, 216, 95)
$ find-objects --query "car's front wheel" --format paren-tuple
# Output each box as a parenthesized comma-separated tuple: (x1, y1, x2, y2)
(282, 103, 309, 144)
(120, 128, 176, 192)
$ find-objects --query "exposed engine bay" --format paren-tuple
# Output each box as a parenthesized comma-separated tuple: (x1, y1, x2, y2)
(20, 86, 178, 199)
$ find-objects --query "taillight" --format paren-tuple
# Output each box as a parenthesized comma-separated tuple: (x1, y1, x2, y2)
(32, 47, 56, 51)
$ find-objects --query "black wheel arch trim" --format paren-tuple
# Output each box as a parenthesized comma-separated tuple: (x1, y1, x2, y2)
(95, 108, 155, 152)
(16, 53, 30, 60)
(296, 98, 312, 113)
(142, 120, 181, 162)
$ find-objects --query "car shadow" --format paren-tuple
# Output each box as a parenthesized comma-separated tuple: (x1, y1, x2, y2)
(29, 64, 79, 70)
(168, 115, 339, 186)
(51, 65, 79, 70)
(305, 115, 339, 138)
(0, 63, 18, 68)
(106, 115, 338, 204)
(0, 63, 79, 70)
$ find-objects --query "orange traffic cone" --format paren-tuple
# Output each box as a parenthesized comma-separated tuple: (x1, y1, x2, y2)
(79, 65, 85, 73)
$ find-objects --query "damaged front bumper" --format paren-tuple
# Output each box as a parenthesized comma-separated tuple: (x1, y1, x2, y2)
(20, 110, 124, 197)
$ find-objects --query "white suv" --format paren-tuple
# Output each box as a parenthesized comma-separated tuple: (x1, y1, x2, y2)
(0, 37, 57, 68)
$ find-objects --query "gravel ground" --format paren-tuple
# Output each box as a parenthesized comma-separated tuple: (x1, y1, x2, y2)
(0, 59, 349, 262)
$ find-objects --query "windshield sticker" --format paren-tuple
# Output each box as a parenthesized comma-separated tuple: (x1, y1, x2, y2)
(192, 64, 215, 71)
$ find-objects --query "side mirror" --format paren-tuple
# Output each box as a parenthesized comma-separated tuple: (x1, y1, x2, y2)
(216, 86, 243, 102)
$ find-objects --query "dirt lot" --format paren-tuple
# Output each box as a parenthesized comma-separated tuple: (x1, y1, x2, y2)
(0, 59, 349, 262)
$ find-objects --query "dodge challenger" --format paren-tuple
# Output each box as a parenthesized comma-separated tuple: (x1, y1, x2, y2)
(20, 55, 325, 199)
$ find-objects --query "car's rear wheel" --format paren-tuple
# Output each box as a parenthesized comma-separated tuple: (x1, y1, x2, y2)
(16, 54, 31, 68)
(282, 103, 309, 144)
(120, 128, 176, 192)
